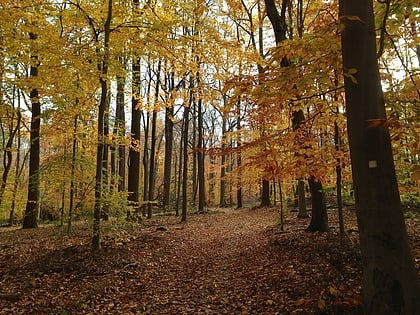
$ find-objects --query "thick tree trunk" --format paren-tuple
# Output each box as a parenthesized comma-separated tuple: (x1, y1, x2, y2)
(127, 0, 141, 217)
(23, 32, 40, 229)
(127, 57, 141, 216)
(340, 0, 420, 313)
(260, 179, 271, 206)
(306, 177, 329, 232)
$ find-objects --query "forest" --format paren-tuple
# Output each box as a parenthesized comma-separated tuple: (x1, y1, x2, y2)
(0, 0, 419, 314)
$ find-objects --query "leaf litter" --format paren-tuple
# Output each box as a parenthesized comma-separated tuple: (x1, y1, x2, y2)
(0, 207, 419, 314)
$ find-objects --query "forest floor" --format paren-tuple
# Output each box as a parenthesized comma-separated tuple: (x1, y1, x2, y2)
(0, 206, 419, 315)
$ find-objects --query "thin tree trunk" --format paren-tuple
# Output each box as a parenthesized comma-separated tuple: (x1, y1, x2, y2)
(92, 0, 112, 249)
(176, 125, 184, 217)
(141, 71, 152, 216)
(0, 105, 20, 206)
(279, 179, 284, 231)
(192, 100, 197, 208)
(236, 99, 242, 208)
(219, 115, 227, 207)
(181, 95, 191, 223)
(163, 71, 174, 212)
(334, 120, 345, 240)
(100, 89, 110, 221)
(147, 62, 161, 219)
(67, 114, 77, 235)
(197, 98, 205, 213)
(9, 90, 22, 226)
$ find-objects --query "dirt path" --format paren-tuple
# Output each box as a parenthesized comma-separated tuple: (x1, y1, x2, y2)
(1, 206, 410, 314)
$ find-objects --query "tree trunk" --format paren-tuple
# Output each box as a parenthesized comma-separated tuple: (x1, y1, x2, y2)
(236, 100, 242, 208)
(192, 99, 197, 208)
(127, 0, 141, 217)
(175, 122, 184, 217)
(113, 67, 126, 193)
(142, 65, 153, 217)
(147, 62, 161, 219)
(127, 56, 141, 216)
(0, 107, 20, 207)
(197, 98, 205, 213)
(334, 120, 345, 240)
(306, 177, 329, 232)
(181, 94, 191, 223)
(261, 0, 290, 209)
(68, 115, 78, 235)
(260, 179, 271, 206)
(23, 32, 40, 229)
(340, 0, 420, 313)
(219, 115, 227, 207)
(100, 88, 110, 221)
(296, 179, 308, 218)
(9, 90, 23, 226)
(92, 0, 113, 250)
(163, 71, 174, 212)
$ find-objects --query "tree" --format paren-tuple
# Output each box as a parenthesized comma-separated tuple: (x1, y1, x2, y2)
(23, 31, 41, 229)
(147, 61, 161, 219)
(127, 0, 142, 217)
(163, 69, 175, 212)
(264, 0, 330, 230)
(93, 0, 113, 250)
(340, 0, 420, 313)
(0, 104, 21, 207)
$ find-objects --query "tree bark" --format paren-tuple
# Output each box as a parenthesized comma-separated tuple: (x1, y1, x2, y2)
(260, 179, 271, 206)
(306, 177, 329, 232)
(92, 0, 113, 249)
(114, 66, 126, 193)
(68, 115, 78, 235)
(296, 179, 308, 218)
(23, 32, 40, 229)
(340, 0, 420, 313)
(127, 57, 141, 216)
(127, 0, 141, 217)
(147, 62, 161, 219)
(0, 108, 20, 207)
(219, 115, 228, 207)
(181, 92, 191, 223)
(163, 71, 174, 212)
(197, 98, 205, 213)
(236, 98, 242, 208)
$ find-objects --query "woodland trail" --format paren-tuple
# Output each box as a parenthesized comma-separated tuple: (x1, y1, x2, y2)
(1, 206, 418, 314)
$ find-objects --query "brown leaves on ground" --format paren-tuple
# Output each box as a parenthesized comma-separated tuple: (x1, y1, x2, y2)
(0, 207, 419, 314)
